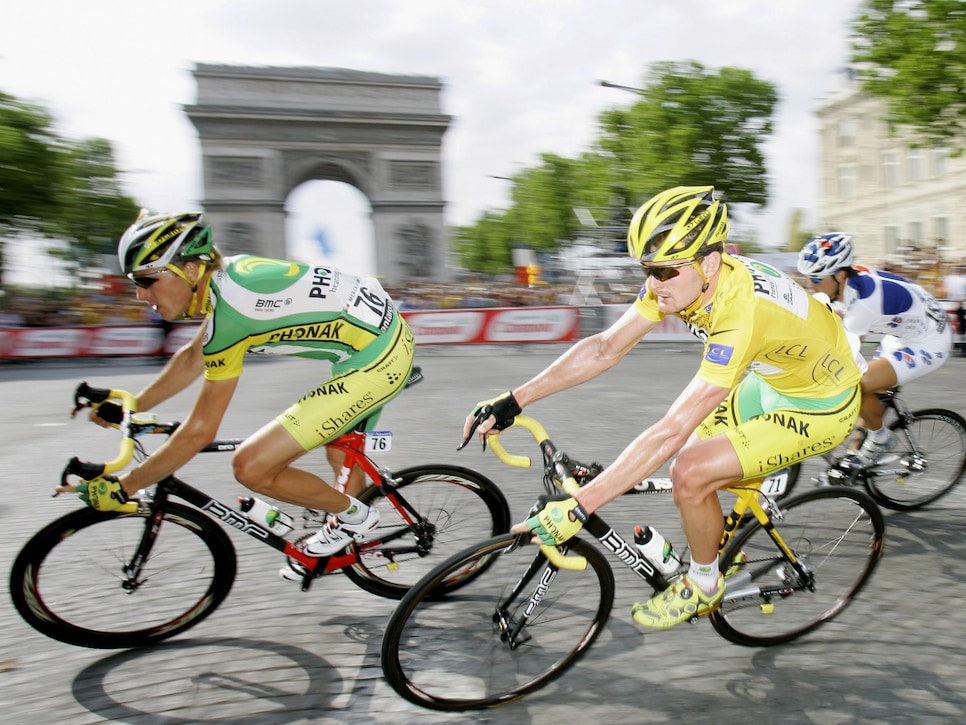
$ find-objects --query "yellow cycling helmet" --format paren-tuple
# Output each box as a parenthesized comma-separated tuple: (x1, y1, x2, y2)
(627, 185, 729, 263)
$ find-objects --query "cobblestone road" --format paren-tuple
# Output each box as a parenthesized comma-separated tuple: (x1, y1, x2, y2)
(2, 344, 965, 724)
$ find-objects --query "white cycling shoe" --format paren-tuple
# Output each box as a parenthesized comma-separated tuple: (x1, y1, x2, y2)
(278, 505, 380, 582)
(303, 505, 381, 557)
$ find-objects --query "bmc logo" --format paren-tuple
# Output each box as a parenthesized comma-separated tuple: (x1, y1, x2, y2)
(256, 298, 289, 310)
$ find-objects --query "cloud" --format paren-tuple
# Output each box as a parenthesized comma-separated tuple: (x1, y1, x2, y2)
(0, 0, 860, 268)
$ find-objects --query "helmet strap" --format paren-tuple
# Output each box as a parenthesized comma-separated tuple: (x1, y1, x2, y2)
(694, 257, 711, 293)
(166, 262, 210, 319)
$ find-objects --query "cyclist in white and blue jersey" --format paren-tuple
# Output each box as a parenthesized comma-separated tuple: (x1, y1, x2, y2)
(798, 233, 952, 465)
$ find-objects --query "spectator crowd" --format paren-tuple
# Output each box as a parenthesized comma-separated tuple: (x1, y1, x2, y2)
(2, 259, 966, 330)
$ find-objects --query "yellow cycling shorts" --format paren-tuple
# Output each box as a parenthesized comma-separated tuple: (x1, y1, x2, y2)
(277, 318, 415, 451)
(694, 373, 861, 481)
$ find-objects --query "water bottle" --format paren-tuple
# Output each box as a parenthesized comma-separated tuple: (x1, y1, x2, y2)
(238, 497, 294, 535)
(633, 525, 679, 576)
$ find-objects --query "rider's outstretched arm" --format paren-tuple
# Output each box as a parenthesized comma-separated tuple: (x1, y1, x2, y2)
(520, 307, 655, 406)
(115, 374, 239, 497)
(463, 307, 654, 441)
(135, 321, 208, 411)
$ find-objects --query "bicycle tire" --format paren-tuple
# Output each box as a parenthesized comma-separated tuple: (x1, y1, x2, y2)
(865, 408, 966, 510)
(381, 533, 615, 711)
(709, 486, 885, 647)
(9, 503, 236, 649)
(344, 465, 511, 599)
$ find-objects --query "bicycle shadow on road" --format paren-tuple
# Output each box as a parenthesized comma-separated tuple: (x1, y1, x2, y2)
(877, 506, 966, 578)
(69, 636, 345, 724)
(732, 640, 966, 721)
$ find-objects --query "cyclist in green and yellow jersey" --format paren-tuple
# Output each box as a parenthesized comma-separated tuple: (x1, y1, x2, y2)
(66, 210, 414, 581)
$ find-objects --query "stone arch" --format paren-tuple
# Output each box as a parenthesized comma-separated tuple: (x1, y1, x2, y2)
(184, 64, 451, 282)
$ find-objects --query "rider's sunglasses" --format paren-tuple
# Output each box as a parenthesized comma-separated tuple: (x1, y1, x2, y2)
(129, 269, 169, 289)
(640, 259, 697, 282)
(808, 276, 825, 284)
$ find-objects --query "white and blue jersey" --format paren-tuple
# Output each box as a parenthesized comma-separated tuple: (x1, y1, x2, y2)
(836, 266, 951, 384)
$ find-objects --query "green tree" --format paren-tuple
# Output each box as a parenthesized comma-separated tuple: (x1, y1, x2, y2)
(0, 92, 66, 282)
(0, 92, 65, 230)
(48, 137, 140, 280)
(850, 0, 966, 147)
(595, 61, 777, 207)
(452, 210, 513, 276)
(504, 154, 580, 254)
(0, 90, 138, 286)
(452, 61, 778, 273)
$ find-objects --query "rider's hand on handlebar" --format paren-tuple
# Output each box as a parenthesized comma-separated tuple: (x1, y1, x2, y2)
(514, 494, 588, 546)
(459, 391, 522, 450)
(76, 475, 130, 511)
(88, 401, 124, 429)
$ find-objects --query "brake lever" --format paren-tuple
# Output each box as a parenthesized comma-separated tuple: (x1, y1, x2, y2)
(457, 406, 492, 452)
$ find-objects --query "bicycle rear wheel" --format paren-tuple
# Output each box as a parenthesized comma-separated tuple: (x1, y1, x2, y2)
(710, 486, 884, 647)
(345, 465, 511, 599)
(866, 409, 966, 510)
(9, 503, 235, 649)
(381, 534, 615, 711)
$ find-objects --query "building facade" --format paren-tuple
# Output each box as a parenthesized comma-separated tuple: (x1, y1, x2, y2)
(817, 86, 966, 269)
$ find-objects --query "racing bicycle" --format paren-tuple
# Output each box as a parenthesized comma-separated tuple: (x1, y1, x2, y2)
(380, 414, 886, 711)
(9, 373, 511, 649)
(791, 386, 966, 510)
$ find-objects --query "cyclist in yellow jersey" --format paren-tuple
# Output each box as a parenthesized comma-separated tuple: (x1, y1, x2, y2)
(464, 186, 861, 629)
(60, 210, 415, 580)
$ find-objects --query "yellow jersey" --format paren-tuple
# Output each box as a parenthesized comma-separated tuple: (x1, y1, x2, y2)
(633, 254, 861, 398)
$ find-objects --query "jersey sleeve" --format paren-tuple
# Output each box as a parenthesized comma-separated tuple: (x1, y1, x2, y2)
(841, 283, 879, 336)
(202, 342, 246, 381)
(632, 284, 665, 322)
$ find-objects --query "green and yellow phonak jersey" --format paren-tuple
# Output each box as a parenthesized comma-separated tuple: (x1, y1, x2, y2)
(201, 255, 399, 381)
(634, 254, 861, 399)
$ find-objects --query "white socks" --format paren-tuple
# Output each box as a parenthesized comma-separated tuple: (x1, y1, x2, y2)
(688, 559, 721, 593)
(338, 496, 368, 524)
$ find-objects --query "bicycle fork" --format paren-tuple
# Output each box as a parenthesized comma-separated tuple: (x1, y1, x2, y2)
(491, 537, 570, 649)
(118, 494, 169, 591)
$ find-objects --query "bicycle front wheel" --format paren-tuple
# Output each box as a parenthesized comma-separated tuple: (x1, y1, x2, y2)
(9, 503, 236, 649)
(866, 409, 966, 510)
(381, 534, 615, 711)
(345, 465, 511, 599)
(710, 486, 884, 647)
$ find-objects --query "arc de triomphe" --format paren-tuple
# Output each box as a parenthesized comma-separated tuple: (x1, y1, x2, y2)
(184, 64, 451, 283)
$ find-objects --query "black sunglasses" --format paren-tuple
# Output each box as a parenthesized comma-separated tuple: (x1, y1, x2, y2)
(129, 270, 168, 289)
(640, 260, 696, 282)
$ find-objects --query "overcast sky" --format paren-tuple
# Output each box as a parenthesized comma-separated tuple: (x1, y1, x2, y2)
(1, 0, 861, 278)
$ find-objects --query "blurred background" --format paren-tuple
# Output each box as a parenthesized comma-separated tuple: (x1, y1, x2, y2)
(1, 0, 964, 331)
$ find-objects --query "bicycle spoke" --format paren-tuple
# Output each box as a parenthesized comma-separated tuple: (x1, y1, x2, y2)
(10, 506, 235, 649)
(867, 411, 966, 509)
(382, 535, 615, 711)
(710, 487, 884, 647)
(345, 466, 510, 599)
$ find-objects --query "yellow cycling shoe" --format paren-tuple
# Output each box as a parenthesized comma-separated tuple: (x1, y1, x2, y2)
(632, 575, 724, 630)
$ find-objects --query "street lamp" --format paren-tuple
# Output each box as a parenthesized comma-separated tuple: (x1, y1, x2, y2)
(597, 80, 647, 95)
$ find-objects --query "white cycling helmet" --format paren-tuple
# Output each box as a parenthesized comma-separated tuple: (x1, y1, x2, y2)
(118, 210, 214, 276)
(797, 233, 855, 278)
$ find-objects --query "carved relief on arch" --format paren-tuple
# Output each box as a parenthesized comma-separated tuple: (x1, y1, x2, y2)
(389, 161, 439, 190)
(395, 220, 435, 278)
